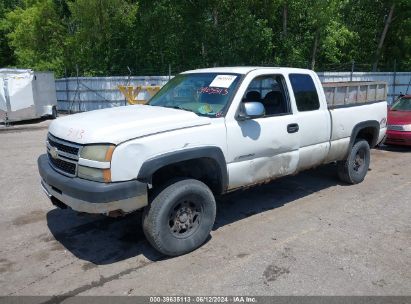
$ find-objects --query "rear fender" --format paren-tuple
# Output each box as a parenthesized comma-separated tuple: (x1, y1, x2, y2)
(348, 120, 380, 152)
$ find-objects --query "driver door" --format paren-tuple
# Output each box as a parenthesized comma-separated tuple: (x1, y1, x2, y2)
(225, 73, 300, 190)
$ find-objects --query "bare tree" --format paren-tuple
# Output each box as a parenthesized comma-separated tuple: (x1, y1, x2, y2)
(282, 2, 288, 38)
(373, 3, 395, 72)
(311, 28, 320, 70)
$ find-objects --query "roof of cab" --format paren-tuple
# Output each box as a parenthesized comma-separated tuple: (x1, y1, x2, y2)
(181, 66, 310, 75)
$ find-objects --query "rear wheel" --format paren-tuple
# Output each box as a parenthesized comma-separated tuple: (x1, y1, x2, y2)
(142, 179, 216, 256)
(337, 139, 370, 184)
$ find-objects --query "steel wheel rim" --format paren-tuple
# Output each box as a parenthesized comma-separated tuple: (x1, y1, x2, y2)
(353, 149, 366, 172)
(168, 199, 202, 238)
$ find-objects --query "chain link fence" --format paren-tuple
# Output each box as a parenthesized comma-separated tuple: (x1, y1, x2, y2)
(56, 62, 411, 112)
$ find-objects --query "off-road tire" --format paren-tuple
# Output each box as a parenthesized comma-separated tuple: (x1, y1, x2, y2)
(142, 179, 216, 256)
(337, 139, 370, 184)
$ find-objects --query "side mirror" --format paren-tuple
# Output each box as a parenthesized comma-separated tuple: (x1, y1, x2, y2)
(237, 102, 265, 121)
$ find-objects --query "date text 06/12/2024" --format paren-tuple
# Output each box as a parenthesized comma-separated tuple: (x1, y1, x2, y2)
(149, 296, 257, 303)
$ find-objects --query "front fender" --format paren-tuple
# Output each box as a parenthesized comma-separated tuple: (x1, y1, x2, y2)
(137, 146, 228, 192)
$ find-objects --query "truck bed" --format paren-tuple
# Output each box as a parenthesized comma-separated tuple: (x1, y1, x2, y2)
(322, 81, 387, 109)
(324, 81, 388, 162)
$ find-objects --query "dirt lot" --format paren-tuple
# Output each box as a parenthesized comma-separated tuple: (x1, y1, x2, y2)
(0, 125, 410, 296)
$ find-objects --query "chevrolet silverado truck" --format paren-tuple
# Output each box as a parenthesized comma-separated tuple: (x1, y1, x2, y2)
(38, 67, 387, 256)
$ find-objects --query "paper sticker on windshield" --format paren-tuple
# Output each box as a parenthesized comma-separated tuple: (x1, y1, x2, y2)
(209, 75, 237, 88)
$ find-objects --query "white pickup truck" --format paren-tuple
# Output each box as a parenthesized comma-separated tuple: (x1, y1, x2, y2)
(38, 67, 387, 256)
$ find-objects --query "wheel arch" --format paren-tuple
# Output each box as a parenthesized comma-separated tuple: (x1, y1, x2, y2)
(137, 146, 228, 195)
(349, 120, 380, 151)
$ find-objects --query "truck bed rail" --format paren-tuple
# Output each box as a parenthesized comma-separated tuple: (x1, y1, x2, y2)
(322, 81, 387, 109)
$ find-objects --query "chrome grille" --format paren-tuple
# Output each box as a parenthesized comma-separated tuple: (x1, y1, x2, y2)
(48, 153, 76, 175)
(47, 134, 81, 177)
(48, 136, 79, 155)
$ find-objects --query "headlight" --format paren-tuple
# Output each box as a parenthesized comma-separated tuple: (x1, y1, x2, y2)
(80, 144, 115, 161)
(78, 144, 115, 182)
(387, 124, 411, 131)
(403, 124, 411, 131)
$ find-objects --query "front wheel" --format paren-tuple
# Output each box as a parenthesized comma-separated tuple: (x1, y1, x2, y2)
(142, 179, 216, 256)
(337, 139, 370, 184)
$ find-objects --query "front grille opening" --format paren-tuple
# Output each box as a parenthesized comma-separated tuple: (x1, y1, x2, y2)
(48, 137, 79, 155)
(51, 196, 68, 209)
(46, 134, 81, 176)
(51, 185, 62, 195)
(48, 153, 76, 175)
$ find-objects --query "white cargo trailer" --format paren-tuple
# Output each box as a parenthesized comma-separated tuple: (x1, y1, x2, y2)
(0, 69, 57, 124)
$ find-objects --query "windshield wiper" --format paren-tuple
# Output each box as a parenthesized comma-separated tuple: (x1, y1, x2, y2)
(162, 105, 215, 117)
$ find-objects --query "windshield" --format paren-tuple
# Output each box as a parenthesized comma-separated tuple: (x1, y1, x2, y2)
(149, 73, 241, 117)
(391, 96, 411, 111)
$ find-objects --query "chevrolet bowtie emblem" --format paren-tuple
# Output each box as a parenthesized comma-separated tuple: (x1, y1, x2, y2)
(50, 146, 59, 159)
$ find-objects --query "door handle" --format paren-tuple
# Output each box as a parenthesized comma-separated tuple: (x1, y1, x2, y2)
(287, 123, 299, 133)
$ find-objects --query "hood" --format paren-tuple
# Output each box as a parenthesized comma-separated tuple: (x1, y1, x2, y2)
(387, 109, 411, 125)
(49, 105, 211, 145)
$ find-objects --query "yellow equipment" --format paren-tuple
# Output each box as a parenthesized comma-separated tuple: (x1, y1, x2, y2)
(118, 85, 161, 105)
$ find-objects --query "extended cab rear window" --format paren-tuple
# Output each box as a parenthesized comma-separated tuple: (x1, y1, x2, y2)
(289, 74, 320, 111)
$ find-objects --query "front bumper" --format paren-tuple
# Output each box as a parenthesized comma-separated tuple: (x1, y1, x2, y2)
(38, 154, 148, 214)
(385, 130, 411, 146)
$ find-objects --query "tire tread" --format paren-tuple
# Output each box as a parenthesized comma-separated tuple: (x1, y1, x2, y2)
(142, 179, 216, 256)
(337, 139, 370, 184)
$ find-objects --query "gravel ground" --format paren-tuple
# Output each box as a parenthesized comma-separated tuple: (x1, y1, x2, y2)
(0, 126, 410, 296)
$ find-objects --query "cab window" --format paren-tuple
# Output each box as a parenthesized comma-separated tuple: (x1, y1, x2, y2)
(243, 75, 290, 117)
(289, 74, 320, 111)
